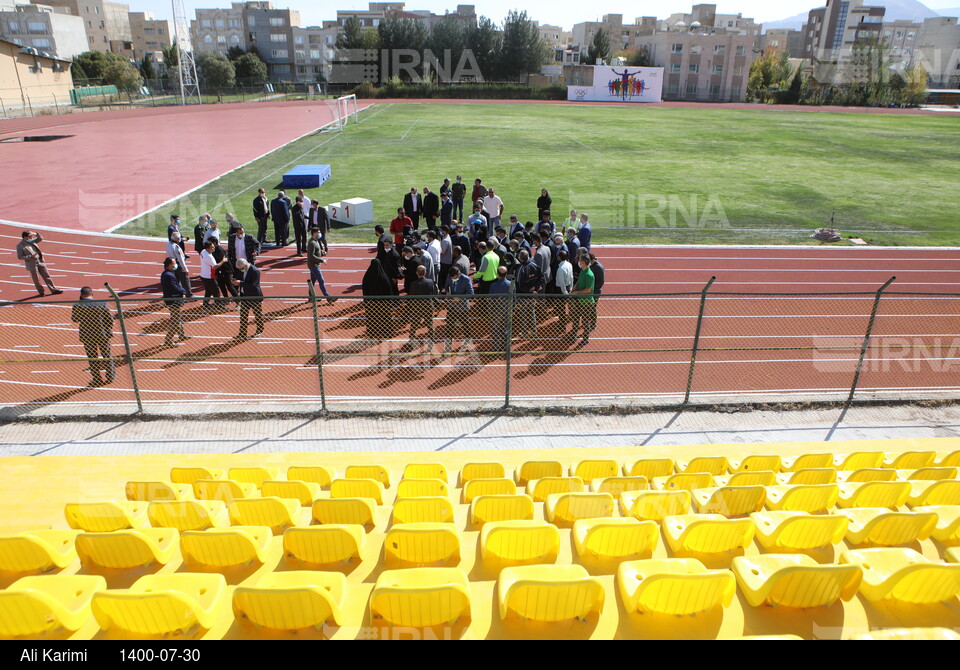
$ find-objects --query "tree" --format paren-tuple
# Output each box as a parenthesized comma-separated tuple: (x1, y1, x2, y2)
(498, 10, 548, 81)
(196, 52, 236, 100)
(901, 62, 928, 107)
(428, 16, 467, 83)
(71, 59, 88, 85)
(336, 16, 379, 50)
(226, 45, 246, 61)
(102, 59, 143, 93)
(378, 17, 427, 81)
(234, 52, 267, 86)
(618, 47, 652, 67)
(161, 43, 179, 71)
(586, 27, 611, 66)
(747, 49, 792, 103)
(781, 66, 804, 104)
(139, 53, 156, 81)
(74, 50, 127, 82)
(464, 16, 501, 82)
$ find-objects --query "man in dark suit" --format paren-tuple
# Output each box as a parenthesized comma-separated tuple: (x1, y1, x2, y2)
(422, 187, 440, 231)
(71, 286, 115, 386)
(409, 265, 437, 343)
(270, 191, 292, 247)
(292, 195, 308, 256)
(233, 258, 265, 339)
(402, 188, 422, 230)
(252, 188, 270, 245)
(309, 199, 330, 254)
(161, 257, 190, 347)
(440, 193, 454, 228)
(451, 223, 471, 260)
(227, 225, 260, 269)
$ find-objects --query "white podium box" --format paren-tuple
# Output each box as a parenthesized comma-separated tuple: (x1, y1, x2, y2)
(327, 198, 374, 226)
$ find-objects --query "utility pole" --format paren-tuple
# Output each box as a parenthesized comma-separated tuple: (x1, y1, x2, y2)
(171, 0, 201, 105)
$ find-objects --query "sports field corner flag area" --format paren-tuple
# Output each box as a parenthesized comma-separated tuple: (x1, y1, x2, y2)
(2, 10, 960, 645)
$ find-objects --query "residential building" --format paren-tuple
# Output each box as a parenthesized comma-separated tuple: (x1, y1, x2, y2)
(762, 28, 804, 56)
(572, 14, 634, 59)
(662, 4, 761, 37)
(914, 16, 960, 87)
(128, 11, 171, 63)
(190, 3, 246, 58)
(291, 24, 336, 83)
(0, 36, 72, 107)
(244, 3, 299, 80)
(802, 0, 885, 63)
(335, 3, 475, 31)
(31, 0, 131, 54)
(0, 3, 87, 58)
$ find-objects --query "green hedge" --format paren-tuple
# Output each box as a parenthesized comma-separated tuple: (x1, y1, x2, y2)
(351, 81, 567, 101)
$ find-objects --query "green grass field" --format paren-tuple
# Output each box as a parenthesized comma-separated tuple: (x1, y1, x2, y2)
(118, 102, 960, 246)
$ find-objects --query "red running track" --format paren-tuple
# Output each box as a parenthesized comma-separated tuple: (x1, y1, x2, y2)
(0, 220, 958, 409)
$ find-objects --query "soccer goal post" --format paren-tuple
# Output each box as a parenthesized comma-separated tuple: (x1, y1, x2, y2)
(337, 94, 359, 127)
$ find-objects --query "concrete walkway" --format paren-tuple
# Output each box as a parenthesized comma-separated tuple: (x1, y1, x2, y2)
(2, 403, 958, 458)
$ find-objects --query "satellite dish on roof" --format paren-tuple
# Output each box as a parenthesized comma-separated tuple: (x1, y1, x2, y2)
(676, 21, 686, 27)
(691, 21, 701, 27)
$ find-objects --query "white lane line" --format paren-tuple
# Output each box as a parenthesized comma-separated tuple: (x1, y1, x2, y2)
(400, 120, 419, 140)
(14, 345, 40, 348)
(561, 131, 601, 154)
(243, 367, 272, 371)
(70, 263, 89, 266)
(31, 370, 61, 374)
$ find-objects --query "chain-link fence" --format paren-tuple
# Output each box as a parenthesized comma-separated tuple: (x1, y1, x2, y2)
(1, 279, 958, 415)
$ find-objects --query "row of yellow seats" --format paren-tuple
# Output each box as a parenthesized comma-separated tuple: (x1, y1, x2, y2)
(3, 546, 960, 639)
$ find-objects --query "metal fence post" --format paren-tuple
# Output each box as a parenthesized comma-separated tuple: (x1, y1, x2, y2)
(503, 288, 516, 409)
(105, 283, 143, 413)
(307, 282, 328, 412)
(848, 276, 896, 404)
(683, 276, 717, 405)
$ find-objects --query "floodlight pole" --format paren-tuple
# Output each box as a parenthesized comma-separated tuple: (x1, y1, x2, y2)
(171, 0, 201, 105)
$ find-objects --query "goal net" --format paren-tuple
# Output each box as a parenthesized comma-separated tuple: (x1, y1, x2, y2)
(336, 94, 359, 129)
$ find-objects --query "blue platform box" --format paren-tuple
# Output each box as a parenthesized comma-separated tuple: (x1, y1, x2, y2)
(283, 164, 332, 189)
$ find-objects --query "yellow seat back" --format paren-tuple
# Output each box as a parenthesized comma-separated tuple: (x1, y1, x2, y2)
(228, 497, 299, 534)
(193, 479, 253, 504)
(170, 467, 223, 485)
(573, 460, 619, 482)
(627, 490, 692, 522)
(283, 525, 364, 566)
(0, 575, 106, 637)
(516, 460, 563, 485)
(682, 457, 728, 475)
(147, 500, 226, 532)
(370, 568, 471, 627)
(261, 481, 320, 507)
(470, 495, 535, 527)
(384, 523, 460, 567)
(546, 492, 614, 526)
(461, 462, 505, 483)
(125, 481, 187, 502)
(618, 558, 735, 615)
(752, 512, 848, 551)
(666, 515, 755, 554)
(92, 574, 225, 636)
(498, 565, 604, 622)
(311, 498, 376, 528)
(724, 471, 777, 487)
(885, 451, 936, 470)
(732, 455, 781, 473)
(573, 518, 659, 560)
(0, 530, 79, 573)
(527, 477, 584, 502)
(657, 473, 714, 492)
(403, 463, 448, 482)
(463, 478, 517, 503)
(330, 479, 384, 505)
(345, 465, 390, 487)
(695, 486, 766, 517)
(480, 521, 560, 564)
(628, 458, 674, 480)
(844, 469, 897, 483)
(392, 497, 455, 524)
(765, 484, 840, 513)
(783, 453, 833, 472)
(734, 554, 863, 608)
(228, 467, 278, 489)
(836, 452, 885, 471)
(64, 502, 145, 533)
(786, 469, 837, 485)
(233, 571, 345, 630)
(396, 478, 449, 499)
(76, 529, 175, 570)
(591, 476, 648, 496)
(287, 466, 333, 489)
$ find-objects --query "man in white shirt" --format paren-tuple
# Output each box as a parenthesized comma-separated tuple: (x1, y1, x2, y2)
(554, 248, 574, 330)
(199, 239, 227, 309)
(425, 230, 442, 282)
(482, 188, 504, 228)
(204, 219, 221, 245)
(297, 189, 311, 217)
(166, 232, 192, 297)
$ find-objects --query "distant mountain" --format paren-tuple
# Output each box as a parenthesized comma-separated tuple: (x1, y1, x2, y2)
(937, 6, 960, 16)
(765, 0, 940, 31)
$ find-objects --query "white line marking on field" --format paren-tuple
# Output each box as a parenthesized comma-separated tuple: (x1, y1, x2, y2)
(400, 120, 419, 140)
(561, 131, 601, 154)
(31, 370, 60, 374)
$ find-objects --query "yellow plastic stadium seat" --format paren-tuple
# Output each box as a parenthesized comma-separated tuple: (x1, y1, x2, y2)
(480, 521, 560, 565)
(92, 573, 226, 636)
(287, 466, 333, 490)
(905, 467, 958, 481)
(516, 460, 563, 486)
(835, 452, 885, 471)
(664, 515, 756, 554)
(621, 490, 692, 522)
(572, 460, 619, 482)
(678, 457, 729, 476)
(370, 568, 471, 627)
(837, 508, 938, 546)
(841, 547, 960, 604)
(462, 478, 517, 503)
(716, 471, 777, 487)
(460, 462, 505, 484)
(751, 511, 848, 551)
(403, 463, 448, 482)
(0, 575, 106, 638)
(591, 476, 649, 496)
(170, 467, 224, 485)
(545, 492, 614, 527)
(311, 498, 376, 529)
(233, 571, 346, 631)
(283, 525, 364, 566)
(384, 523, 461, 567)
(617, 558, 736, 615)
(883, 451, 936, 470)
(573, 518, 658, 561)
(469, 495, 535, 527)
(330, 478, 384, 505)
(854, 628, 960, 640)
(261, 480, 321, 507)
(906, 480, 960, 507)
(652, 472, 715, 492)
(732, 554, 862, 608)
(948, 548, 960, 563)
(125, 481, 193, 502)
(345, 465, 391, 488)
(64, 502, 148, 532)
(781, 453, 833, 472)
(228, 497, 300, 535)
(180, 527, 272, 569)
(693, 486, 766, 517)
(838, 469, 897, 483)
(836, 482, 911, 510)
(782, 469, 837, 486)
(396, 478, 449, 499)
(527, 477, 584, 503)
(147, 500, 228, 533)
(76, 529, 177, 570)
(912, 505, 960, 546)
(738, 635, 806, 640)
(627, 458, 675, 480)
(498, 565, 604, 623)
(392, 497, 455, 525)
(193, 479, 258, 504)
(0, 530, 80, 574)
(938, 451, 960, 468)
(730, 455, 782, 473)
(764, 484, 840, 514)
(228, 467, 279, 489)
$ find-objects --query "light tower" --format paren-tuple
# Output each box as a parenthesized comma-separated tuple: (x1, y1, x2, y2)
(171, 0, 201, 105)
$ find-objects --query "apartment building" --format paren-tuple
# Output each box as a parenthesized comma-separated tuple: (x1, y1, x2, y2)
(244, 3, 299, 79)
(662, 4, 761, 37)
(638, 29, 753, 102)
(0, 3, 86, 58)
(31, 0, 131, 54)
(335, 3, 475, 31)
(914, 16, 960, 88)
(802, 0, 885, 62)
(127, 11, 169, 63)
(762, 29, 804, 56)
(291, 24, 336, 82)
(190, 3, 246, 57)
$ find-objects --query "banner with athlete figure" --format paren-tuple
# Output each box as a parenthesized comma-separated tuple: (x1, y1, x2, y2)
(567, 66, 663, 103)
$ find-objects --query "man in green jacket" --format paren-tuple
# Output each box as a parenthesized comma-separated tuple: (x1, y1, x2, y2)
(572, 255, 596, 343)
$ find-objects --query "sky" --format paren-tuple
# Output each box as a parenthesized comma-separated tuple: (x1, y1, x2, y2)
(93, 0, 959, 31)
